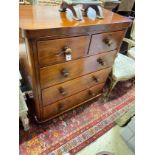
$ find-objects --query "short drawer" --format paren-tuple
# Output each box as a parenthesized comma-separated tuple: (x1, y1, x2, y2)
(37, 36, 90, 67)
(42, 68, 111, 106)
(40, 50, 117, 89)
(42, 83, 104, 120)
(89, 30, 125, 55)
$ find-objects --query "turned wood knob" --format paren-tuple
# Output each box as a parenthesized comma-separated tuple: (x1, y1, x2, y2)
(63, 46, 72, 54)
(92, 76, 99, 83)
(61, 68, 69, 77)
(59, 87, 66, 96)
(97, 58, 104, 66)
(103, 38, 112, 46)
(88, 90, 95, 96)
(58, 103, 64, 111)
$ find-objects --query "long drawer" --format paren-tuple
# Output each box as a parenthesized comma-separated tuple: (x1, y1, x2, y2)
(42, 83, 104, 120)
(40, 50, 117, 89)
(42, 68, 111, 106)
(37, 35, 90, 67)
(89, 30, 125, 55)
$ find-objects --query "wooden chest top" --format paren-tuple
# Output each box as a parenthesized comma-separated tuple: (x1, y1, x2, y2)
(19, 5, 131, 38)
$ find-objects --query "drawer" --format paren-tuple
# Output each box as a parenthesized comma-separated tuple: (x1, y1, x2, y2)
(43, 83, 104, 120)
(42, 68, 111, 106)
(89, 31, 125, 55)
(37, 36, 90, 67)
(40, 50, 117, 89)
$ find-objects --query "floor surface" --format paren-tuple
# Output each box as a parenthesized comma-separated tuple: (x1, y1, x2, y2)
(76, 125, 134, 155)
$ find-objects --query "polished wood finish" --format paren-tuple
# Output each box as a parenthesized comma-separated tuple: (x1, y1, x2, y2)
(37, 35, 90, 67)
(20, 39, 42, 120)
(40, 50, 117, 89)
(19, 5, 131, 30)
(19, 5, 131, 122)
(89, 30, 125, 55)
(19, 5, 131, 39)
(43, 83, 104, 120)
(42, 68, 111, 106)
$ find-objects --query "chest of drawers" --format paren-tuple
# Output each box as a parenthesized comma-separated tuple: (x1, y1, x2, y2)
(19, 5, 131, 122)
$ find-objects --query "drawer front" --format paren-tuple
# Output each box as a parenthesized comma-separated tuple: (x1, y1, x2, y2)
(89, 31, 125, 55)
(43, 83, 104, 120)
(40, 50, 117, 89)
(37, 36, 90, 67)
(42, 68, 111, 106)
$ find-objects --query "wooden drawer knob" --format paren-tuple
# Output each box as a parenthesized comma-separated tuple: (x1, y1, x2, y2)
(61, 68, 69, 77)
(97, 58, 104, 66)
(59, 87, 67, 96)
(88, 90, 95, 96)
(57, 46, 72, 56)
(63, 46, 72, 54)
(103, 38, 112, 46)
(92, 76, 99, 83)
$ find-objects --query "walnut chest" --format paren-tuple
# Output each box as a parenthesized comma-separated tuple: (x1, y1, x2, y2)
(19, 5, 131, 122)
